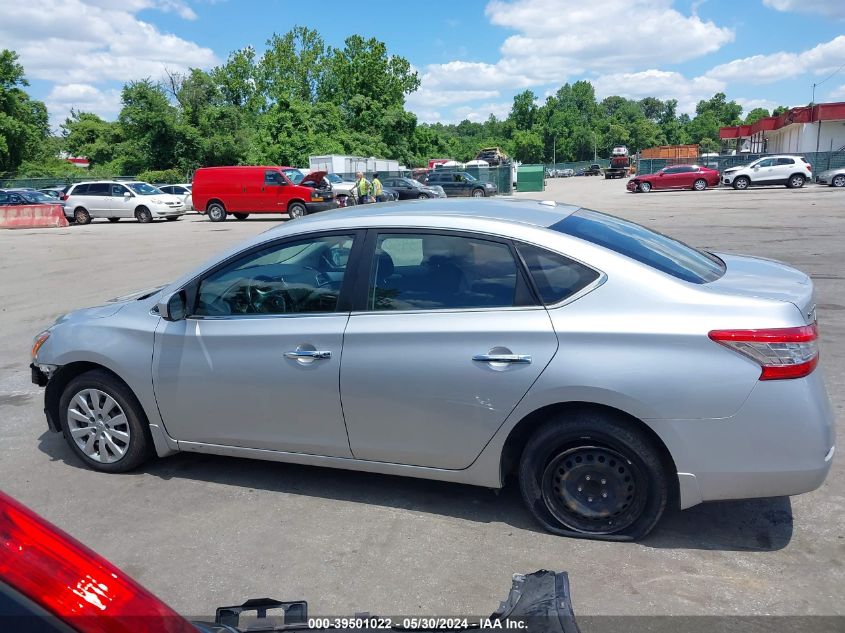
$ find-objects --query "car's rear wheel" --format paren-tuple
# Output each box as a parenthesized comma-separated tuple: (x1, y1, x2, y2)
(832, 175, 845, 187)
(638, 182, 652, 193)
(233, 213, 250, 220)
(134, 207, 152, 223)
(519, 411, 668, 540)
(288, 202, 307, 219)
(787, 174, 805, 189)
(108, 217, 120, 223)
(207, 202, 227, 222)
(732, 176, 750, 190)
(693, 178, 707, 191)
(471, 188, 485, 197)
(73, 207, 91, 225)
(58, 370, 153, 473)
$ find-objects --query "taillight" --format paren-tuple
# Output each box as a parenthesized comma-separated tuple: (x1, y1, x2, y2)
(708, 324, 819, 380)
(0, 491, 196, 633)
(60, 194, 68, 201)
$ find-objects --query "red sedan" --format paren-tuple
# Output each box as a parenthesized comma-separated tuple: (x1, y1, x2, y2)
(627, 165, 720, 192)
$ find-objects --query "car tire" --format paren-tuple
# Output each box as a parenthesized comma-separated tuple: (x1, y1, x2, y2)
(108, 217, 120, 223)
(518, 411, 668, 540)
(471, 188, 485, 197)
(207, 202, 227, 222)
(732, 176, 750, 190)
(58, 369, 153, 473)
(418, 193, 429, 199)
(288, 202, 307, 219)
(135, 207, 153, 223)
(638, 182, 652, 193)
(832, 175, 845, 188)
(787, 174, 805, 189)
(233, 213, 250, 220)
(73, 207, 91, 225)
(693, 179, 707, 191)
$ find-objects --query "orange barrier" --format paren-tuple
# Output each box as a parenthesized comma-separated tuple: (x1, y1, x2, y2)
(0, 204, 69, 229)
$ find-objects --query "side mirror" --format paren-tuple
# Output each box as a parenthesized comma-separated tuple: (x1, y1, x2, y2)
(158, 290, 187, 322)
(658, 172, 664, 176)
(123, 191, 131, 198)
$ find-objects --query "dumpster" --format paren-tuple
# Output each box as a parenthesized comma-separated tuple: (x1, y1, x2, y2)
(517, 165, 545, 192)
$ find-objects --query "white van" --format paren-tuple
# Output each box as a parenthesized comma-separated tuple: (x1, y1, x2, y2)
(64, 181, 186, 224)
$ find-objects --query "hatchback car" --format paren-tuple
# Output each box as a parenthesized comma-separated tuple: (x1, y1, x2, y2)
(627, 165, 720, 193)
(30, 199, 834, 540)
(64, 181, 186, 224)
(721, 155, 812, 189)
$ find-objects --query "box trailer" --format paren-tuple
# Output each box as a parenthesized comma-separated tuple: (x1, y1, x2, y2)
(309, 155, 400, 176)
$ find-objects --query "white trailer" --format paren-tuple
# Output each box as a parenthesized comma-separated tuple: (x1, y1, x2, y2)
(309, 155, 400, 175)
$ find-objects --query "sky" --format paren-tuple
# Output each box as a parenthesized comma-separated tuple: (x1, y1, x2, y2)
(4, 0, 845, 130)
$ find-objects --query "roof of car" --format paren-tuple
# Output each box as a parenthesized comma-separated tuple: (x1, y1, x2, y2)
(269, 198, 581, 233)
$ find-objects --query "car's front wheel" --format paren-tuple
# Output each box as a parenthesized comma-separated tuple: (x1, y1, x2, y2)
(134, 207, 153, 223)
(832, 175, 845, 188)
(471, 188, 485, 197)
(207, 202, 227, 222)
(732, 176, 750, 190)
(638, 182, 652, 193)
(518, 411, 669, 540)
(288, 202, 307, 219)
(58, 369, 153, 473)
(418, 193, 429, 199)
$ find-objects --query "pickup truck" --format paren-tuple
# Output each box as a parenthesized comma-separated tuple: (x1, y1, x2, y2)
(584, 164, 602, 176)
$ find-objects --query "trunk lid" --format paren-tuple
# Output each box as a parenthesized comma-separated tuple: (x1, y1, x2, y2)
(709, 253, 816, 323)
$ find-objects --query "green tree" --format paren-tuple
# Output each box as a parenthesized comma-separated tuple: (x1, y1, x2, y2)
(0, 49, 50, 173)
(743, 107, 771, 125)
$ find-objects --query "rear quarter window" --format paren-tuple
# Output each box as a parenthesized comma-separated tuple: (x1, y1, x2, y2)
(516, 243, 600, 304)
(552, 209, 725, 284)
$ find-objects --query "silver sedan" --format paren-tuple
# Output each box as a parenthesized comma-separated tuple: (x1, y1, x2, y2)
(30, 199, 834, 540)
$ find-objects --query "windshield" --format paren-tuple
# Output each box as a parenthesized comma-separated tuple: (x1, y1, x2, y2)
(552, 208, 725, 284)
(283, 169, 304, 184)
(326, 173, 343, 184)
(21, 191, 55, 203)
(128, 182, 163, 195)
(462, 173, 477, 182)
(406, 179, 423, 188)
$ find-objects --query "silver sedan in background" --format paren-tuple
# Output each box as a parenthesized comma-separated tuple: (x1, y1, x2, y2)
(30, 199, 834, 540)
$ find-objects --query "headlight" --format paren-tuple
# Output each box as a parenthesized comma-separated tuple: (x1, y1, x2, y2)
(31, 331, 50, 361)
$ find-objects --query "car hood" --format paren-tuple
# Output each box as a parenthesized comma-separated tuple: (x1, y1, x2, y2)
(300, 171, 328, 187)
(707, 253, 815, 320)
(818, 168, 841, 178)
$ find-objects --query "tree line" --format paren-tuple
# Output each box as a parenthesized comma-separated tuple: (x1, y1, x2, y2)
(1, 27, 788, 179)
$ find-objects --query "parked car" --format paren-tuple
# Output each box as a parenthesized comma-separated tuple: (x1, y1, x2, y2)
(815, 166, 845, 187)
(584, 164, 602, 176)
(560, 168, 575, 178)
(426, 171, 497, 197)
(575, 168, 585, 176)
(721, 155, 813, 189)
(192, 166, 336, 221)
(325, 173, 357, 205)
(64, 181, 186, 224)
(30, 199, 833, 541)
(627, 165, 720, 193)
(381, 176, 446, 199)
(39, 186, 69, 199)
(0, 189, 61, 206)
(157, 183, 193, 211)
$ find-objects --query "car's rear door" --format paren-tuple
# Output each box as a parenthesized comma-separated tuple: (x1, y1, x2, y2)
(774, 157, 796, 184)
(339, 230, 558, 469)
(153, 231, 363, 456)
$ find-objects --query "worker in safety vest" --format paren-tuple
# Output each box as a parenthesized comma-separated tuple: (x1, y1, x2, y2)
(372, 173, 385, 203)
(354, 171, 372, 204)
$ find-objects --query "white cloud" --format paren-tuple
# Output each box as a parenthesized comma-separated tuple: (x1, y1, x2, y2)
(734, 97, 780, 113)
(1, 1, 216, 84)
(451, 101, 513, 123)
(705, 35, 845, 85)
(762, 0, 845, 19)
(406, 0, 734, 123)
(45, 84, 123, 128)
(591, 70, 725, 114)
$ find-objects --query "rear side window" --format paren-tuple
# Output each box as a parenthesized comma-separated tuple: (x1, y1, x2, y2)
(776, 157, 795, 165)
(552, 209, 725, 284)
(71, 184, 89, 195)
(88, 183, 110, 196)
(516, 243, 601, 304)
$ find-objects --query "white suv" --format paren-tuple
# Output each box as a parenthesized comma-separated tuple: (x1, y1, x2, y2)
(64, 181, 186, 224)
(721, 155, 813, 190)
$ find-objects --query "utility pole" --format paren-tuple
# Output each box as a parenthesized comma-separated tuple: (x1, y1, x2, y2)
(553, 137, 556, 168)
(593, 131, 597, 161)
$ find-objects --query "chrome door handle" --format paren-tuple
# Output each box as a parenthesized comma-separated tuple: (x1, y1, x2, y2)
(284, 350, 332, 360)
(472, 354, 532, 364)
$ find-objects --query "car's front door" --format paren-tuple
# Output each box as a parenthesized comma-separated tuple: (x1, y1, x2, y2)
(749, 158, 776, 184)
(153, 231, 361, 456)
(110, 184, 134, 217)
(340, 231, 559, 469)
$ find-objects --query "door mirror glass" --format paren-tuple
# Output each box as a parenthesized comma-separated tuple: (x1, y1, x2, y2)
(123, 191, 131, 198)
(159, 290, 187, 321)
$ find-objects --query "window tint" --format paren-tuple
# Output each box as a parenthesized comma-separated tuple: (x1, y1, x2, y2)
(111, 184, 128, 196)
(265, 170, 284, 186)
(516, 243, 600, 305)
(663, 167, 682, 174)
(282, 169, 303, 184)
(0, 192, 9, 204)
(776, 157, 795, 165)
(369, 233, 520, 311)
(756, 159, 774, 168)
(159, 186, 172, 193)
(71, 184, 89, 195)
(88, 183, 110, 196)
(195, 234, 355, 317)
(552, 209, 725, 284)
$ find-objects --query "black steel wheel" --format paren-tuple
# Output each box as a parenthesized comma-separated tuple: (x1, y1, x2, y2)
(519, 411, 669, 540)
